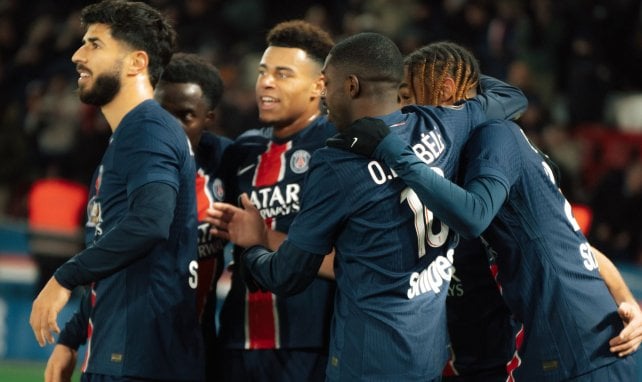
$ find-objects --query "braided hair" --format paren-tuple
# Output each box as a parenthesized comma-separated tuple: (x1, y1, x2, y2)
(404, 42, 479, 105)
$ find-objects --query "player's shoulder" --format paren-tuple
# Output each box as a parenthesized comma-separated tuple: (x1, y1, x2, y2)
(200, 131, 233, 151)
(296, 114, 337, 142)
(471, 119, 521, 141)
(229, 127, 271, 157)
(118, 100, 186, 144)
(234, 126, 272, 144)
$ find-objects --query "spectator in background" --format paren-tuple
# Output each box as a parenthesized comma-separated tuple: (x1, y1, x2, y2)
(27, 160, 87, 294)
(590, 159, 642, 264)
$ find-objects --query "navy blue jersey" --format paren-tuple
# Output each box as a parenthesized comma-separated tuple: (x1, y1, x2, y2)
(444, 74, 529, 379)
(194, 132, 231, 319)
(217, 116, 337, 350)
(462, 122, 625, 380)
(267, 103, 504, 381)
(57, 100, 203, 381)
(445, 238, 517, 379)
(376, 120, 633, 381)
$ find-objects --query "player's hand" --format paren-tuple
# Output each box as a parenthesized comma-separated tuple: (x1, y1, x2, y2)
(45, 344, 77, 382)
(207, 193, 269, 248)
(30, 277, 72, 347)
(326, 117, 390, 157)
(609, 301, 642, 357)
(205, 202, 235, 241)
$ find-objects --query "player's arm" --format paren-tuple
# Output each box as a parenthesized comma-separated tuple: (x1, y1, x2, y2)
(41, 286, 88, 379)
(45, 344, 77, 382)
(241, 240, 326, 296)
(372, 130, 509, 238)
(53, 182, 177, 289)
(207, 194, 336, 279)
(241, 150, 346, 290)
(328, 119, 510, 238)
(318, 250, 335, 280)
(472, 74, 527, 120)
(31, 182, 177, 347)
(594, 246, 642, 356)
(56, 286, 90, 350)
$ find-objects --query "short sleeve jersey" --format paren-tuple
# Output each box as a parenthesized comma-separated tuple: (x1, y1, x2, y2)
(217, 116, 337, 350)
(287, 104, 491, 381)
(81, 100, 202, 380)
(462, 121, 624, 381)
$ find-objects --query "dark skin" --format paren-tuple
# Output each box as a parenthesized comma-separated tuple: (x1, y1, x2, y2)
(321, 54, 400, 132)
(154, 81, 215, 149)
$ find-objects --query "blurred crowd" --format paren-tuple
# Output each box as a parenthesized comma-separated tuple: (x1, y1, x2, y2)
(1, 0, 642, 262)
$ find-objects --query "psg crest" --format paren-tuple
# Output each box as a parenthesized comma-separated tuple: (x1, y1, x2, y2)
(290, 150, 311, 174)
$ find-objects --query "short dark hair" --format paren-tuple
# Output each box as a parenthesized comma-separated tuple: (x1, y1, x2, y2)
(404, 41, 480, 105)
(328, 33, 403, 84)
(266, 20, 334, 66)
(80, 0, 177, 87)
(160, 53, 224, 109)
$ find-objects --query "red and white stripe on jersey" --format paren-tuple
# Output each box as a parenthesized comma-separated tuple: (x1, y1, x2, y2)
(252, 141, 290, 187)
(490, 263, 503, 294)
(244, 140, 291, 349)
(442, 344, 459, 377)
(81, 283, 97, 372)
(505, 324, 525, 382)
(195, 168, 214, 220)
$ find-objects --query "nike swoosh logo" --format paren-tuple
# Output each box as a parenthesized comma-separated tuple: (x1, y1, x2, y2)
(351, 137, 358, 147)
(237, 164, 256, 176)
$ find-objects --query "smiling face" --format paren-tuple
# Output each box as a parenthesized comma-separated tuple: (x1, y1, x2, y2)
(255, 46, 324, 134)
(71, 23, 128, 106)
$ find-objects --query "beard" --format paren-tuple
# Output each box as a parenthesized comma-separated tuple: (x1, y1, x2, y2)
(78, 68, 121, 106)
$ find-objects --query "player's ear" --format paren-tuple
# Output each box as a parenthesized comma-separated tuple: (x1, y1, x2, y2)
(127, 50, 149, 77)
(440, 77, 456, 104)
(347, 74, 360, 98)
(310, 75, 325, 100)
(205, 110, 216, 127)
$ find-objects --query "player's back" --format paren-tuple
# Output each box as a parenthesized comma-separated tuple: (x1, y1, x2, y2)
(462, 120, 623, 380)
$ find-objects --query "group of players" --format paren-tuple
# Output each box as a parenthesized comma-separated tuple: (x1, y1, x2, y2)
(26, 0, 642, 381)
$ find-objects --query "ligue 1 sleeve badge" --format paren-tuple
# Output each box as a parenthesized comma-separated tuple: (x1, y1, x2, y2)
(290, 150, 311, 174)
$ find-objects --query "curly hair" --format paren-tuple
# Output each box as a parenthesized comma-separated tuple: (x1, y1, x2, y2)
(160, 53, 224, 109)
(266, 20, 334, 66)
(80, 0, 177, 87)
(404, 42, 479, 105)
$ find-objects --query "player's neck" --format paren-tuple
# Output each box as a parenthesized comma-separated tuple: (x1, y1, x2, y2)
(102, 77, 154, 132)
(272, 111, 320, 140)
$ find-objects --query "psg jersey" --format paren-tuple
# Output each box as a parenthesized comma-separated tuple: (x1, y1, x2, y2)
(462, 122, 625, 380)
(57, 100, 203, 380)
(286, 103, 501, 381)
(193, 131, 231, 319)
(217, 115, 337, 350)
